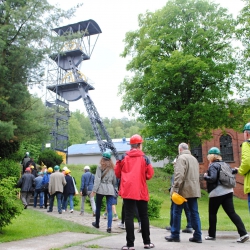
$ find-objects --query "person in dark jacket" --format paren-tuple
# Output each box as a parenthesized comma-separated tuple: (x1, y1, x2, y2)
(17, 167, 35, 209)
(41, 167, 53, 209)
(204, 147, 249, 243)
(62, 169, 75, 213)
(80, 165, 96, 216)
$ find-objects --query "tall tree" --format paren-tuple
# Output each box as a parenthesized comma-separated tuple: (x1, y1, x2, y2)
(119, 0, 247, 160)
(0, 0, 78, 152)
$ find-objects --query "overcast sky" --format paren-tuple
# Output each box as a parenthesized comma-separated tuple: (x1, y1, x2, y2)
(34, 0, 245, 119)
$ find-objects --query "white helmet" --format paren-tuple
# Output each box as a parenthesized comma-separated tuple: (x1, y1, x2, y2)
(62, 166, 68, 171)
(84, 166, 90, 170)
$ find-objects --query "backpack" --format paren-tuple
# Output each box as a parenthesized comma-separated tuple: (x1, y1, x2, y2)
(218, 162, 236, 188)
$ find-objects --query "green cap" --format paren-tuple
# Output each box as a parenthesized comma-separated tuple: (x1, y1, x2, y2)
(54, 165, 60, 171)
(102, 152, 111, 159)
(243, 122, 250, 132)
(208, 147, 221, 155)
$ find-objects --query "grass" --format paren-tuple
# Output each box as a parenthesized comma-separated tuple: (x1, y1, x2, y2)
(0, 165, 249, 243)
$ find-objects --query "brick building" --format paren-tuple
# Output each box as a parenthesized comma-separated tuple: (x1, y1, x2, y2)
(192, 129, 247, 199)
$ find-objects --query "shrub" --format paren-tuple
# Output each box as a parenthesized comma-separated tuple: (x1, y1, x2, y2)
(0, 177, 23, 230)
(148, 195, 163, 219)
(163, 163, 174, 175)
(37, 149, 63, 168)
(0, 159, 21, 181)
(90, 164, 97, 174)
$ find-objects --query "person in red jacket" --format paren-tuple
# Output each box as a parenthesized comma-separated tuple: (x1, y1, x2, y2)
(115, 134, 155, 250)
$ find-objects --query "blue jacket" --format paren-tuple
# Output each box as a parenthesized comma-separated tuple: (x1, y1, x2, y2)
(42, 173, 51, 185)
(80, 171, 94, 192)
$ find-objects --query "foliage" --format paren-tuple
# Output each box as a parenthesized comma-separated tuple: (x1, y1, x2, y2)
(0, 159, 22, 230)
(163, 163, 174, 175)
(0, 140, 20, 159)
(0, 0, 79, 154)
(0, 159, 21, 181)
(119, 0, 248, 160)
(148, 195, 163, 219)
(90, 164, 98, 174)
(68, 110, 145, 145)
(37, 149, 63, 168)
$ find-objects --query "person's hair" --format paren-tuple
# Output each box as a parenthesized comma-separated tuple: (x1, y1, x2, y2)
(131, 143, 140, 149)
(178, 142, 189, 150)
(207, 153, 222, 162)
(100, 157, 114, 171)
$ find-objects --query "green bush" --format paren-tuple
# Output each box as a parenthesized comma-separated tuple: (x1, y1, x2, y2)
(0, 140, 20, 159)
(0, 177, 23, 230)
(163, 163, 174, 175)
(148, 195, 163, 219)
(90, 164, 97, 174)
(37, 149, 63, 168)
(0, 159, 21, 181)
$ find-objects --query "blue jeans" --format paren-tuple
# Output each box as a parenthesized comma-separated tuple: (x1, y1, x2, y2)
(62, 194, 74, 210)
(95, 194, 113, 228)
(170, 201, 192, 228)
(34, 189, 44, 207)
(49, 192, 62, 212)
(171, 198, 202, 240)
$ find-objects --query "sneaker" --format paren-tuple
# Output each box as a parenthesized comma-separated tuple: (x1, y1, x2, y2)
(165, 236, 180, 242)
(103, 213, 107, 219)
(107, 228, 111, 233)
(118, 223, 125, 229)
(62, 209, 66, 212)
(113, 214, 118, 221)
(182, 227, 193, 233)
(70, 209, 73, 213)
(205, 236, 216, 240)
(79, 212, 84, 215)
(237, 234, 249, 243)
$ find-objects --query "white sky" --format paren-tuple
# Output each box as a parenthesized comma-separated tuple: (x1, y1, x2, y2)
(32, 0, 245, 119)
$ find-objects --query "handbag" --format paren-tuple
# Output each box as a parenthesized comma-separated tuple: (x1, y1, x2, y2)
(72, 177, 79, 195)
(82, 174, 92, 196)
(41, 183, 49, 192)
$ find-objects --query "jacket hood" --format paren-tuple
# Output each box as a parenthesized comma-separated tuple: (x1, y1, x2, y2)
(126, 149, 144, 157)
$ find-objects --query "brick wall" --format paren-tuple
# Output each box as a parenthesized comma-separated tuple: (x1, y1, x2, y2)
(199, 129, 247, 199)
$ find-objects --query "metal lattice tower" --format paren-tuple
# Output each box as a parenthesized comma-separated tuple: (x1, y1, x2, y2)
(45, 20, 119, 160)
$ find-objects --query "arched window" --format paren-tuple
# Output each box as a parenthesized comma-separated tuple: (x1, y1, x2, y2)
(191, 144, 203, 163)
(220, 134, 234, 162)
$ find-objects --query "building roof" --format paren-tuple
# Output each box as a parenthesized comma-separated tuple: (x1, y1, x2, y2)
(68, 138, 130, 156)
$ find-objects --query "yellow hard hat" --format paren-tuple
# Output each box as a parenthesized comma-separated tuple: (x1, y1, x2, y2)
(47, 167, 53, 173)
(65, 169, 71, 175)
(172, 192, 187, 205)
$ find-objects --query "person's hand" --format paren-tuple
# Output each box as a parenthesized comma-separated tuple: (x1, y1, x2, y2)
(91, 191, 96, 197)
(235, 167, 239, 170)
(80, 191, 82, 195)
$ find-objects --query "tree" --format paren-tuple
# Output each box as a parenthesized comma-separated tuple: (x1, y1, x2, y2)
(119, 0, 247, 160)
(0, 0, 78, 155)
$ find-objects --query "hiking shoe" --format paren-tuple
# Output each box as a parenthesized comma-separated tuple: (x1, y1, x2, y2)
(189, 237, 202, 243)
(165, 236, 180, 242)
(93, 213, 96, 217)
(182, 228, 193, 233)
(103, 213, 107, 219)
(92, 222, 99, 228)
(205, 236, 216, 240)
(237, 234, 249, 243)
(79, 212, 84, 215)
(113, 214, 118, 221)
(166, 226, 171, 231)
(107, 228, 112, 233)
(118, 223, 125, 229)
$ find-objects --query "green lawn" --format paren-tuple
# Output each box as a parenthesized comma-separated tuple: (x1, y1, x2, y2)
(0, 165, 249, 243)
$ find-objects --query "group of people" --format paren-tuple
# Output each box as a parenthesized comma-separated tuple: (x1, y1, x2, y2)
(17, 125, 250, 249)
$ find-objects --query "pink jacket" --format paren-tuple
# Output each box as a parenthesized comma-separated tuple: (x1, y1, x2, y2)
(115, 149, 154, 201)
